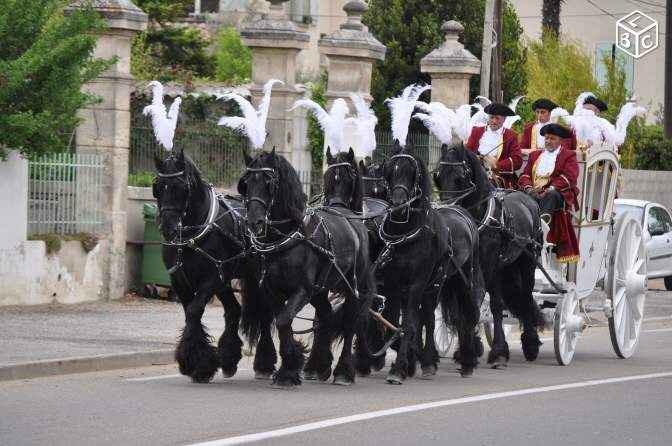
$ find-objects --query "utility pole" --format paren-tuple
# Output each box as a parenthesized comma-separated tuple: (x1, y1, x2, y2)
(480, 0, 495, 99)
(491, 0, 503, 102)
(665, 0, 672, 138)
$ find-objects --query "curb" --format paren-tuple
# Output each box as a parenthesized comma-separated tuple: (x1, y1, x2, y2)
(0, 349, 175, 382)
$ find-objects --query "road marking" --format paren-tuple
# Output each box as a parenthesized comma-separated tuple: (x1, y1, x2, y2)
(644, 316, 672, 322)
(188, 371, 672, 446)
(643, 328, 672, 334)
(126, 369, 250, 382)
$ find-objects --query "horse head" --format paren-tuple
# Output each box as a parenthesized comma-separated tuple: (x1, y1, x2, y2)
(358, 158, 387, 200)
(324, 147, 362, 212)
(239, 148, 306, 237)
(383, 140, 431, 222)
(153, 149, 205, 240)
(433, 142, 491, 208)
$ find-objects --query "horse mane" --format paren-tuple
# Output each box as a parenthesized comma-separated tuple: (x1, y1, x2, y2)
(415, 151, 433, 210)
(252, 150, 306, 224)
(455, 143, 492, 208)
(327, 152, 363, 212)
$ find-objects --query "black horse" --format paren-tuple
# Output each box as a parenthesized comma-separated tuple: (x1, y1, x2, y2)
(376, 144, 484, 383)
(433, 143, 544, 366)
(358, 159, 387, 201)
(153, 150, 276, 383)
(239, 149, 375, 387)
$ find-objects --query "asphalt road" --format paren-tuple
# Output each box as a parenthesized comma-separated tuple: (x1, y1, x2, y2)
(2, 295, 671, 446)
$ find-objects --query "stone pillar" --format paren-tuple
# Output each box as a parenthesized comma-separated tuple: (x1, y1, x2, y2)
(73, 0, 147, 300)
(318, 0, 386, 155)
(241, 0, 309, 166)
(421, 21, 480, 109)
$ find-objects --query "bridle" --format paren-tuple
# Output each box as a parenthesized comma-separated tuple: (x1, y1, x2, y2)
(361, 165, 387, 198)
(153, 165, 195, 240)
(324, 161, 357, 208)
(433, 158, 476, 205)
(240, 163, 295, 238)
(385, 153, 423, 224)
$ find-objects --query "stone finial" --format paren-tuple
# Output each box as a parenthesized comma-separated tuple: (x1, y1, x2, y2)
(421, 20, 480, 75)
(68, 0, 147, 32)
(342, 0, 368, 31)
(241, 0, 309, 45)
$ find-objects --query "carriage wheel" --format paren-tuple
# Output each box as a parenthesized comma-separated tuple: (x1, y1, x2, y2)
(434, 305, 456, 358)
(607, 214, 647, 359)
(553, 287, 584, 366)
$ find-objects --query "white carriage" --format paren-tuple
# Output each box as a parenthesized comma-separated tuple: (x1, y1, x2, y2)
(435, 142, 648, 365)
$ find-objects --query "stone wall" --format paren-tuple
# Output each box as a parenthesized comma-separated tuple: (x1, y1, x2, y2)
(621, 169, 672, 210)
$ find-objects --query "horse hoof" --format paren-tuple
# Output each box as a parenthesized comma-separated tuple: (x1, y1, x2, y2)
(221, 366, 237, 378)
(254, 371, 273, 380)
(460, 367, 475, 378)
(333, 376, 353, 386)
(356, 369, 371, 378)
(303, 370, 318, 381)
(386, 374, 404, 385)
(271, 381, 298, 390)
(191, 375, 213, 384)
(490, 361, 508, 370)
(318, 368, 332, 382)
(420, 365, 437, 379)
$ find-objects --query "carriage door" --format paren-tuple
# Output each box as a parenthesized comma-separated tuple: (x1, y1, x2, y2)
(645, 205, 672, 278)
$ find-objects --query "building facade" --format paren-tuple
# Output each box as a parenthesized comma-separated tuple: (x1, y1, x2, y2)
(510, 0, 667, 117)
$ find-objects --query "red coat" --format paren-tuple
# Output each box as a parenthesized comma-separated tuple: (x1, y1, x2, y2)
(466, 126, 522, 188)
(521, 122, 577, 151)
(519, 148, 580, 263)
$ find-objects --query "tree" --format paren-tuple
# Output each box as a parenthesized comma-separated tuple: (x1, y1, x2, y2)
(0, 0, 112, 158)
(542, 0, 564, 39)
(364, 0, 528, 127)
(214, 27, 252, 84)
(132, 0, 215, 83)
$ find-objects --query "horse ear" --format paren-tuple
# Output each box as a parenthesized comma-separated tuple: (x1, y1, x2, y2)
(271, 146, 276, 157)
(358, 159, 366, 174)
(176, 148, 185, 164)
(392, 140, 404, 155)
(153, 153, 163, 171)
(441, 143, 449, 156)
(347, 147, 355, 163)
(326, 147, 335, 165)
(242, 147, 252, 166)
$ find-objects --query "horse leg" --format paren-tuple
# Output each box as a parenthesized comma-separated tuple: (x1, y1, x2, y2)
(419, 295, 439, 378)
(304, 291, 334, 382)
(333, 295, 358, 386)
(175, 285, 219, 383)
(487, 281, 511, 368)
(517, 255, 543, 361)
(253, 322, 277, 380)
(446, 275, 480, 378)
(216, 285, 243, 378)
(386, 288, 420, 385)
(273, 289, 310, 388)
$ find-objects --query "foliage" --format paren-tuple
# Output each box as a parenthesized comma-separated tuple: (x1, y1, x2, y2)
(306, 74, 327, 171)
(128, 171, 155, 187)
(132, 1, 215, 83)
(0, 0, 113, 158)
(524, 34, 598, 115)
(214, 27, 252, 84)
(595, 55, 629, 123)
(28, 232, 99, 255)
(364, 0, 528, 128)
(620, 122, 672, 171)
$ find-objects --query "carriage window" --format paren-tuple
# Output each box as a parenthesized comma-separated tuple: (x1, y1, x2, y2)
(583, 160, 615, 222)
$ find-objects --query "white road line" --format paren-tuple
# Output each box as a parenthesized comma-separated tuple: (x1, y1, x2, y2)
(644, 316, 672, 322)
(188, 371, 672, 446)
(643, 328, 672, 334)
(127, 369, 250, 382)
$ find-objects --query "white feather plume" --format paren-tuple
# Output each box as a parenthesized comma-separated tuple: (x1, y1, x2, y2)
(614, 102, 646, 146)
(217, 79, 283, 149)
(571, 108, 599, 143)
(291, 98, 350, 153)
(574, 91, 596, 115)
(474, 96, 492, 108)
(385, 84, 431, 147)
(413, 112, 454, 145)
(143, 81, 181, 151)
(346, 93, 378, 158)
(453, 104, 473, 142)
(470, 102, 489, 129)
(550, 106, 571, 125)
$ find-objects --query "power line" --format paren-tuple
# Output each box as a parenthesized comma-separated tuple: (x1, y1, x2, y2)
(584, 0, 617, 18)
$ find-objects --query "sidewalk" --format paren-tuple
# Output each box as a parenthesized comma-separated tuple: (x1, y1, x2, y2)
(0, 296, 225, 380)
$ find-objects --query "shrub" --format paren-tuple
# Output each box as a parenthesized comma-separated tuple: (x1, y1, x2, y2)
(215, 27, 252, 84)
(129, 171, 155, 187)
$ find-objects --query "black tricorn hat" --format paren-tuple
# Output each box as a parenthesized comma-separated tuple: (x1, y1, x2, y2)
(532, 98, 558, 111)
(484, 102, 515, 117)
(584, 96, 608, 112)
(540, 123, 572, 139)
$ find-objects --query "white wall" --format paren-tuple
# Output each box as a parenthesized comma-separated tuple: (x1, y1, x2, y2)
(621, 169, 672, 211)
